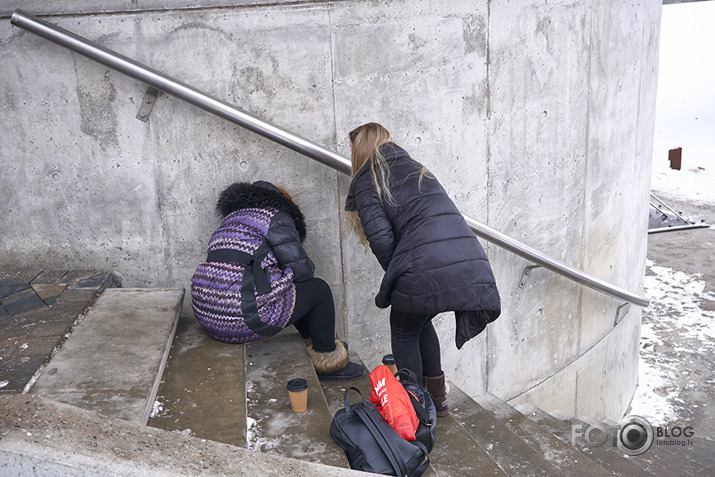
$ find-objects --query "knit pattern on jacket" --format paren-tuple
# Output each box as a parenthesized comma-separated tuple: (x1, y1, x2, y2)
(191, 207, 296, 343)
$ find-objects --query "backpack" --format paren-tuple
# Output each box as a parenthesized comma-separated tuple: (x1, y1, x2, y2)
(330, 387, 430, 476)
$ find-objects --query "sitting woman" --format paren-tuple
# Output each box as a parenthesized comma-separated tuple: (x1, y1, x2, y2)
(191, 180, 365, 381)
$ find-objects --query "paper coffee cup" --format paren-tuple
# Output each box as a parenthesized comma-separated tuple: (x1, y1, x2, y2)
(286, 378, 308, 412)
(382, 354, 398, 374)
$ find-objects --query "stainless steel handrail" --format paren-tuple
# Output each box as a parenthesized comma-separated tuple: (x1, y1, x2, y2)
(10, 9, 650, 307)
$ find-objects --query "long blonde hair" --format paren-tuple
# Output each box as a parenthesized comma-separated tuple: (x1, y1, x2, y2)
(348, 122, 434, 246)
(349, 122, 395, 205)
(348, 123, 393, 246)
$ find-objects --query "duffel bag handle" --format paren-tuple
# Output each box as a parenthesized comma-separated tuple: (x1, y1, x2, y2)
(395, 369, 433, 428)
(395, 368, 420, 385)
(343, 386, 366, 413)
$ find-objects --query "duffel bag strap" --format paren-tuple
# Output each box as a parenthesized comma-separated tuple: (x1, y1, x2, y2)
(410, 441, 431, 477)
(397, 369, 433, 428)
(354, 405, 407, 477)
(406, 390, 433, 428)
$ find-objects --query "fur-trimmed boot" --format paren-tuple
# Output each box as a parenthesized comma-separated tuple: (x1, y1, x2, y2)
(423, 372, 449, 417)
(307, 339, 365, 381)
(303, 336, 348, 353)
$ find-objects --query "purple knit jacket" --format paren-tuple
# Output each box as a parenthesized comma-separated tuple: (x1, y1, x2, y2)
(191, 207, 296, 343)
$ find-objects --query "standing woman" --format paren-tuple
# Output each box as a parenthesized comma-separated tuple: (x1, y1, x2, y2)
(192, 180, 365, 381)
(345, 123, 501, 416)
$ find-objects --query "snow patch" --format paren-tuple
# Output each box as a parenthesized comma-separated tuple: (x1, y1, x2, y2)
(630, 260, 715, 426)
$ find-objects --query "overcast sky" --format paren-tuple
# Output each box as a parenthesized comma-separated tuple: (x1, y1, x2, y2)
(650, 1, 714, 205)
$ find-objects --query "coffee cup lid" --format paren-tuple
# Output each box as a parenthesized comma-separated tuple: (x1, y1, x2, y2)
(286, 378, 308, 392)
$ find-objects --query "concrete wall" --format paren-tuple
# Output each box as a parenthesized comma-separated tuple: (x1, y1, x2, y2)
(0, 0, 660, 420)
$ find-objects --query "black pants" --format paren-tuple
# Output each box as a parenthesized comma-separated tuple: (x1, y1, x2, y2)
(286, 277, 336, 353)
(390, 309, 442, 381)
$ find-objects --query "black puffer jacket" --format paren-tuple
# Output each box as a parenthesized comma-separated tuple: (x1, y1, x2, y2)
(345, 143, 501, 348)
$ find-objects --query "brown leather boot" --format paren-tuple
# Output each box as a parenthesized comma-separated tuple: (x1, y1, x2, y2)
(423, 372, 449, 417)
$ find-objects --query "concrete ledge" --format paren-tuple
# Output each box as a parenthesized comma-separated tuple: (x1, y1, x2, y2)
(31, 288, 184, 425)
(0, 394, 368, 476)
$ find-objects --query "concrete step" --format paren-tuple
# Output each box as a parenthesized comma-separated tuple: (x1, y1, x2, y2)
(427, 410, 509, 476)
(244, 327, 349, 468)
(515, 403, 655, 476)
(448, 385, 570, 476)
(580, 415, 697, 477)
(647, 436, 715, 475)
(0, 393, 366, 477)
(30, 288, 184, 425)
(147, 313, 247, 447)
(648, 436, 715, 475)
(602, 418, 714, 476)
(475, 393, 612, 477)
(319, 350, 373, 417)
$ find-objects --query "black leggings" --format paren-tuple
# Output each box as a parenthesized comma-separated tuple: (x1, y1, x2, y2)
(286, 277, 336, 353)
(390, 309, 442, 381)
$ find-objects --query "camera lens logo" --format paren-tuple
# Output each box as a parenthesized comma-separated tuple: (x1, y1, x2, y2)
(617, 415, 654, 456)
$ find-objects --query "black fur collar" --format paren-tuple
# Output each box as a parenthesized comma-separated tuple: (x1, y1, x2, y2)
(216, 181, 307, 242)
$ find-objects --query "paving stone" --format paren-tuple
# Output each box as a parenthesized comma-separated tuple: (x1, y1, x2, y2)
(0, 269, 117, 398)
(1, 288, 47, 315)
(0, 335, 24, 361)
(646, 436, 715, 476)
(31, 270, 69, 284)
(54, 288, 100, 305)
(0, 318, 24, 341)
(64, 271, 113, 289)
(26, 315, 79, 338)
(0, 269, 42, 286)
(13, 335, 59, 357)
(31, 283, 68, 305)
(0, 354, 47, 394)
(0, 285, 30, 299)
(13, 306, 57, 326)
(44, 301, 90, 320)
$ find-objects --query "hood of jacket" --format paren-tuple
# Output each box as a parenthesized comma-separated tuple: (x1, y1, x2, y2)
(216, 181, 307, 242)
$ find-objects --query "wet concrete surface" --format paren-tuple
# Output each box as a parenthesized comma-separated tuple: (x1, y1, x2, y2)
(632, 194, 714, 442)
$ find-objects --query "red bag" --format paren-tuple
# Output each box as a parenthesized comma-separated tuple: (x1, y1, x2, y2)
(368, 365, 419, 441)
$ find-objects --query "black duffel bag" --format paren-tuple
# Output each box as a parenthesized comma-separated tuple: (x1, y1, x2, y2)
(395, 368, 437, 453)
(330, 387, 430, 476)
